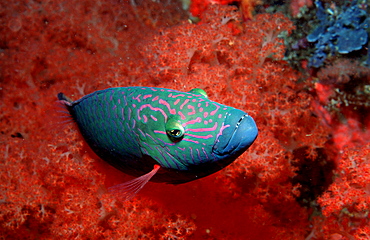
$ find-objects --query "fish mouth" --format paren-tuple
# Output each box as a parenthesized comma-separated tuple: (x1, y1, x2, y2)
(213, 109, 258, 156)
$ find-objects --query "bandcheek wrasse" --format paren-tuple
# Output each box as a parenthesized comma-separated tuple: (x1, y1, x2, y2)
(58, 87, 258, 199)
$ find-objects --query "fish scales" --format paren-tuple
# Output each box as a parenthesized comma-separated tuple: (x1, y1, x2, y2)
(58, 87, 258, 184)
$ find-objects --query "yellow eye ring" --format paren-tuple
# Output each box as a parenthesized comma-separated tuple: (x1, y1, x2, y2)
(165, 118, 184, 140)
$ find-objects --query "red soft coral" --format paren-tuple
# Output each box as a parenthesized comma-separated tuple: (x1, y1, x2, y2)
(309, 144, 370, 240)
(189, 0, 262, 20)
(308, 59, 370, 240)
(138, 4, 331, 238)
(0, 0, 196, 239)
(2, 1, 350, 239)
(313, 59, 370, 151)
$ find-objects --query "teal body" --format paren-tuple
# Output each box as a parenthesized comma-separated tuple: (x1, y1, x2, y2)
(59, 87, 258, 184)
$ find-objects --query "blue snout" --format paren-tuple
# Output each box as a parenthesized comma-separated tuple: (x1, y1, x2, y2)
(213, 109, 258, 156)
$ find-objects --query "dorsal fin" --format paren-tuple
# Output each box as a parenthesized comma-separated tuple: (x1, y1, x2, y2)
(108, 165, 160, 201)
(188, 88, 208, 98)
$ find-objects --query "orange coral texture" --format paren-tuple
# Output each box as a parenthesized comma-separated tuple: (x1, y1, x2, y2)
(1, 1, 369, 239)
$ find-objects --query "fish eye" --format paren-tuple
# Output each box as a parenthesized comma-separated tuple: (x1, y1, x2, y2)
(169, 129, 182, 137)
(165, 118, 184, 141)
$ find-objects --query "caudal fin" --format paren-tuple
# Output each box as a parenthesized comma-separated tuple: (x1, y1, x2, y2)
(43, 92, 75, 135)
(108, 165, 160, 201)
(57, 92, 73, 105)
(55, 92, 74, 125)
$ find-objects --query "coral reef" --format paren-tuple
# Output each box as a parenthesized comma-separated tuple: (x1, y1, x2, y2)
(290, 0, 313, 17)
(1, 128, 196, 239)
(189, 0, 262, 20)
(313, 59, 370, 150)
(1, 0, 369, 239)
(314, 144, 370, 240)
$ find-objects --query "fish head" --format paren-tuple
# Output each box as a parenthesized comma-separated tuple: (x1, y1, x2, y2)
(135, 88, 258, 181)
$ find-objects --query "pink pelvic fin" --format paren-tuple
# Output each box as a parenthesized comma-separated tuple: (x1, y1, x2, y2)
(108, 165, 160, 201)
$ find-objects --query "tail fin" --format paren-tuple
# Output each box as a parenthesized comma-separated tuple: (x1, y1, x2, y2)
(43, 92, 75, 134)
(57, 92, 73, 106)
(55, 92, 74, 124)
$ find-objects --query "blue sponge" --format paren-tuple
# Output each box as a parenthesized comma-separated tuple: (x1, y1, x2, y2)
(307, 0, 369, 67)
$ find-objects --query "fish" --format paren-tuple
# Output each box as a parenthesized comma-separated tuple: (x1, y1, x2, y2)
(58, 87, 258, 199)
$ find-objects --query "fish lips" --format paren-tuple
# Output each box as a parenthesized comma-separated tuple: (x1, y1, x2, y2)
(213, 109, 258, 157)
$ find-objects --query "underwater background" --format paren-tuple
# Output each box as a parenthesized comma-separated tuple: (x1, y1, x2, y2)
(1, 0, 369, 239)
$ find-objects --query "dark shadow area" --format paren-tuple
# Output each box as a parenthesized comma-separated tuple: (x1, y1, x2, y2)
(291, 146, 336, 208)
